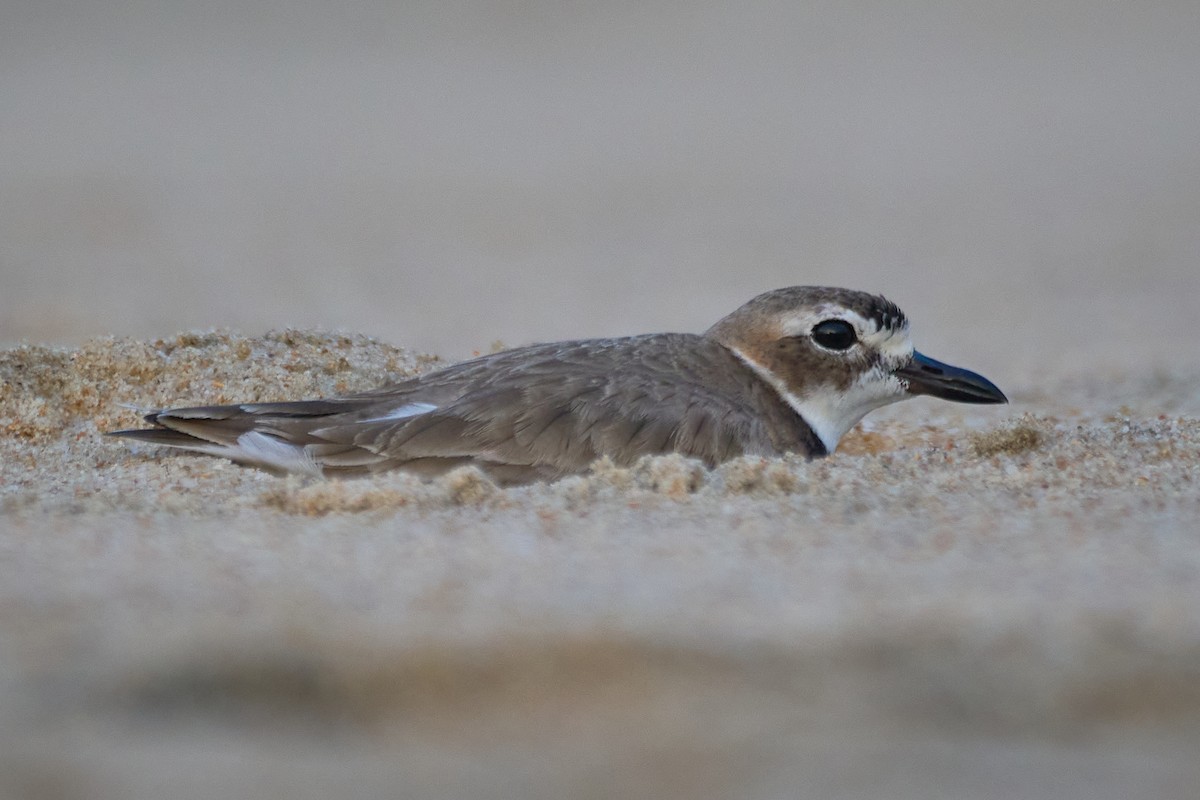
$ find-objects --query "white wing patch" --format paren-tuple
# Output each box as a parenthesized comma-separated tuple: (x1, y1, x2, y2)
(360, 402, 438, 423)
(232, 431, 324, 476)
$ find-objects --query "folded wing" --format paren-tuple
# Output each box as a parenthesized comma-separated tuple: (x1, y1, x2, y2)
(110, 335, 782, 484)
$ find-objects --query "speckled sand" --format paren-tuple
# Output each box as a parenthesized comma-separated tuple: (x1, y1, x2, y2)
(1, 330, 1198, 800)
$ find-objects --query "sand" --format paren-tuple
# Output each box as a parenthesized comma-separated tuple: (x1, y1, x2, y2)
(1, 329, 1198, 800)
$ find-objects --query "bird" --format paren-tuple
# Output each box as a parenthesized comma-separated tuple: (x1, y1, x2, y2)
(109, 286, 1007, 485)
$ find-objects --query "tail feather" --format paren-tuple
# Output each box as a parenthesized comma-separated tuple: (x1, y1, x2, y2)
(109, 401, 564, 485)
(107, 428, 212, 448)
(146, 398, 375, 421)
(108, 398, 399, 477)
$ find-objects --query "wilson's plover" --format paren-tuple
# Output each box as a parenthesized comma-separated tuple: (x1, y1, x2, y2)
(111, 286, 1006, 484)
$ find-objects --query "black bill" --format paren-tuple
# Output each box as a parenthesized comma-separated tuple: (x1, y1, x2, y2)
(895, 351, 1007, 404)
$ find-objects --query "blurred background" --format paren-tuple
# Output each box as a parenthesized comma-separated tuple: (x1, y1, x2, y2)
(3, 0, 1198, 376)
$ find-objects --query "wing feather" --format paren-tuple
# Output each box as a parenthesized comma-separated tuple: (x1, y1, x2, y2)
(110, 333, 809, 482)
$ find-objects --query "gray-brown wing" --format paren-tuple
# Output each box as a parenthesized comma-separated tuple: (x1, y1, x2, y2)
(307, 334, 781, 475)
(111, 334, 799, 481)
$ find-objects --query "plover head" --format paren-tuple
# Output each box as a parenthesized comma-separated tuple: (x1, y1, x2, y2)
(706, 286, 1006, 453)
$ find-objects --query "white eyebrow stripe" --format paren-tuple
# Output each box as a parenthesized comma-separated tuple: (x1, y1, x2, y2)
(779, 307, 879, 338)
(360, 402, 438, 423)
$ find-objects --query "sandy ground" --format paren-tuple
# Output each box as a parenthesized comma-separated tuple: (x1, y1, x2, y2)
(5, 2, 1200, 797)
(1, 329, 1198, 800)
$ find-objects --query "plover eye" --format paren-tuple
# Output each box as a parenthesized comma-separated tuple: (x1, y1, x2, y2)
(811, 320, 858, 351)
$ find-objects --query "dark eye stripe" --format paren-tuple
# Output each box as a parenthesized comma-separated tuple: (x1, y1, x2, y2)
(811, 319, 858, 351)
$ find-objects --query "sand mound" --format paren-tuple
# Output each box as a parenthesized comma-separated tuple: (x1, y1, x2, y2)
(2, 331, 1199, 799)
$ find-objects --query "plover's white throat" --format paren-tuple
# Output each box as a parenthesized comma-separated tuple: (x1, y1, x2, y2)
(111, 286, 1007, 484)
